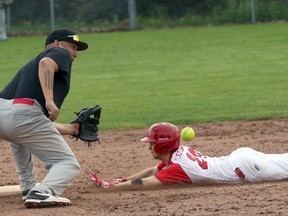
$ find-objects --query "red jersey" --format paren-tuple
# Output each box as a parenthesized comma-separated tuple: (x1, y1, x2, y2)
(155, 145, 239, 184)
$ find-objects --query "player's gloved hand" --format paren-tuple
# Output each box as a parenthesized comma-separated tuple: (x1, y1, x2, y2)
(90, 171, 127, 188)
(99, 179, 113, 188)
(90, 171, 102, 186)
(71, 105, 102, 147)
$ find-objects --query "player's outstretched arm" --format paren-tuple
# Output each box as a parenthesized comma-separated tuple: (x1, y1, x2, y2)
(90, 166, 162, 190)
(126, 166, 159, 180)
(53, 122, 79, 136)
(115, 175, 162, 189)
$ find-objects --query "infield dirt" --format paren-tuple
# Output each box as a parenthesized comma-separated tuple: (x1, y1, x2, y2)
(0, 118, 287, 216)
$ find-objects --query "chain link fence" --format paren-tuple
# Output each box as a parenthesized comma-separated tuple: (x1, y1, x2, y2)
(6, 0, 135, 35)
(3, 0, 288, 36)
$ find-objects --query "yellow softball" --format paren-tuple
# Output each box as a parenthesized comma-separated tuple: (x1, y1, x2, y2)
(180, 127, 195, 141)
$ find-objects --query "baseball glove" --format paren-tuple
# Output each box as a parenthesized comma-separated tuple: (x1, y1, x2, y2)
(71, 105, 102, 147)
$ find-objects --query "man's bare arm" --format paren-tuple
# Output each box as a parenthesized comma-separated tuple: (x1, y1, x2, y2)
(126, 166, 159, 180)
(38, 57, 59, 121)
(114, 175, 162, 189)
(53, 123, 79, 136)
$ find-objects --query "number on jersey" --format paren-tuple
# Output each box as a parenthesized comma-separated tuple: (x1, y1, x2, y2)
(186, 148, 208, 169)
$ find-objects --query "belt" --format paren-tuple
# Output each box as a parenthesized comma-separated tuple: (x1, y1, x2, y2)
(235, 167, 245, 179)
(12, 98, 35, 106)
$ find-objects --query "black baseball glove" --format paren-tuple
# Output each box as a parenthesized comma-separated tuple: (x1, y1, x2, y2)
(71, 105, 102, 147)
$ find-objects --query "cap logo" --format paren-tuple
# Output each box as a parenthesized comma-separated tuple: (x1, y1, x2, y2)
(57, 35, 80, 42)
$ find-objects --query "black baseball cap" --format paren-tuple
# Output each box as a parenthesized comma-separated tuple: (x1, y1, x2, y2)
(45, 28, 88, 51)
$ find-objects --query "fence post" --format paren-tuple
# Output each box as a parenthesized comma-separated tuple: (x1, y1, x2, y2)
(128, 0, 137, 30)
(251, 0, 256, 23)
(6, 6, 10, 32)
(50, 0, 55, 31)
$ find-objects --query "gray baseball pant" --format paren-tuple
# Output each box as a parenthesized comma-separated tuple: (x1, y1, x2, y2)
(0, 98, 81, 196)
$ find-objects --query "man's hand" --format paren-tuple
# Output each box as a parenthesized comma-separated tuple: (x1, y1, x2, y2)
(90, 171, 127, 188)
(46, 100, 59, 121)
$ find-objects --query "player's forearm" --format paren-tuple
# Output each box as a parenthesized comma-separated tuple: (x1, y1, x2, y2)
(54, 123, 79, 136)
(38, 58, 56, 103)
(114, 176, 162, 189)
(126, 166, 158, 180)
(90, 169, 162, 190)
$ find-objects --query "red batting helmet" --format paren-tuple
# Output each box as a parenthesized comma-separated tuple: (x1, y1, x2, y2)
(140, 122, 180, 154)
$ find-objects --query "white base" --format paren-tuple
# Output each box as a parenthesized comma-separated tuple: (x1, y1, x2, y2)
(0, 183, 40, 196)
(0, 185, 21, 195)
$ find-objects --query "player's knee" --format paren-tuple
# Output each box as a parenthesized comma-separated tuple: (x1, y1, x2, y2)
(65, 159, 81, 178)
(73, 160, 81, 175)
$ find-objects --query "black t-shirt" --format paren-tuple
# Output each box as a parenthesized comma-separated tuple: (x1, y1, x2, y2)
(0, 48, 72, 117)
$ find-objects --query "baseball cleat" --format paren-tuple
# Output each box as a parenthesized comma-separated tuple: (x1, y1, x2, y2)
(24, 191, 71, 208)
(22, 189, 31, 202)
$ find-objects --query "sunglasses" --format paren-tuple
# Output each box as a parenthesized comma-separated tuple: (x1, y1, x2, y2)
(57, 35, 80, 42)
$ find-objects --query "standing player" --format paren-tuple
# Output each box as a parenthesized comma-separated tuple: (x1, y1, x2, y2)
(0, 28, 88, 208)
(91, 122, 288, 189)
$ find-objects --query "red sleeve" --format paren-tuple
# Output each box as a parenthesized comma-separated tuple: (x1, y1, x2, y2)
(154, 163, 192, 185)
(157, 162, 166, 171)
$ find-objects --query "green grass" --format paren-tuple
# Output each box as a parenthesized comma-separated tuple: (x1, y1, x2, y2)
(1, 22, 288, 130)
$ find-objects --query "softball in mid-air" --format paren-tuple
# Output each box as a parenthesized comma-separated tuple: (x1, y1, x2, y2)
(180, 127, 195, 141)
